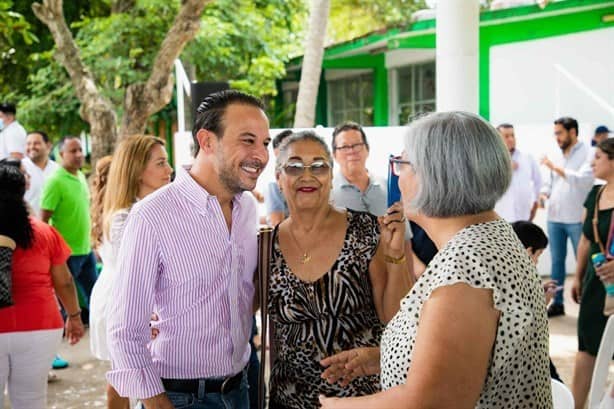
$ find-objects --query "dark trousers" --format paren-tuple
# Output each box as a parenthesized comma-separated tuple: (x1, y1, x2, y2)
(66, 251, 97, 305)
(248, 317, 261, 408)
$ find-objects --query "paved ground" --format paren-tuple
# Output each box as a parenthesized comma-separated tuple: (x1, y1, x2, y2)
(2, 277, 611, 408)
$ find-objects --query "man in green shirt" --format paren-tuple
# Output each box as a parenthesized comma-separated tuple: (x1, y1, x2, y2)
(41, 136, 96, 305)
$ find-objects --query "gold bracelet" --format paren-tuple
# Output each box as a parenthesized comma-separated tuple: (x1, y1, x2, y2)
(68, 310, 82, 319)
(384, 253, 406, 264)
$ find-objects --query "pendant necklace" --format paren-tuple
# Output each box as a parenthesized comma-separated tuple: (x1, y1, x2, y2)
(288, 225, 311, 264)
(287, 206, 332, 264)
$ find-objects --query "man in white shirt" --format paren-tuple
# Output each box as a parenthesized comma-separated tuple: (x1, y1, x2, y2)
(494, 123, 542, 222)
(0, 103, 27, 160)
(23, 131, 59, 216)
(539, 116, 594, 317)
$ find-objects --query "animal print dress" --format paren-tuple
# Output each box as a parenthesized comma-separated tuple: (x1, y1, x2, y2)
(268, 210, 384, 409)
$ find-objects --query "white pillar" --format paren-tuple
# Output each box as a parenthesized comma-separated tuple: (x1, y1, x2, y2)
(436, 0, 480, 114)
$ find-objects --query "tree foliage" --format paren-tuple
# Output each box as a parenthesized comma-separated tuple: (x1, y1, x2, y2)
(3, 0, 306, 140)
(328, 0, 427, 43)
(1, 0, 434, 140)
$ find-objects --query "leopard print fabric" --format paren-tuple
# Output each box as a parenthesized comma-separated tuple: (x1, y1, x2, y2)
(268, 210, 384, 408)
(0, 247, 13, 308)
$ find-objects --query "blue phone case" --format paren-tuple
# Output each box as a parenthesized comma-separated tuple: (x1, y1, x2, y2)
(387, 154, 401, 207)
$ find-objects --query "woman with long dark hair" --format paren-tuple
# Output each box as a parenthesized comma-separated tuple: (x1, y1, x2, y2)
(570, 138, 614, 408)
(0, 164, 84, 409)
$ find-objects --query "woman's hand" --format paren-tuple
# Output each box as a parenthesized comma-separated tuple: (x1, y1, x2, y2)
(571, 276, 582, 304)
(596, 259, 614, 285)
(65, 315, 84, 345)
(320, 347, 381, 386)
(377, 202, 406, 256)
(542, 280, 557, 305)
(319, 395, 342, 408)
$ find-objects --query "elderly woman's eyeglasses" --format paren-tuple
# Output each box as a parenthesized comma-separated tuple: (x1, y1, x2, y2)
(282, 160, 331, 177)
(390, 156, 413, 176)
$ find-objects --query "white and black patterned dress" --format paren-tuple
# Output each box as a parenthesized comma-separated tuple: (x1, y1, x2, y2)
(268, 210, 384, 409)
(381, 219, 553, 408)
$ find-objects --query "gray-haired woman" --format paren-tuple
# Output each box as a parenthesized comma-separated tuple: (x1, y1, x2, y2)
(320, 111, 553, 408)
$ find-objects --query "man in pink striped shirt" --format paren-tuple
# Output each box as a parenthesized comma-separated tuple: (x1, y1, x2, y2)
(106, 90, 271, 409)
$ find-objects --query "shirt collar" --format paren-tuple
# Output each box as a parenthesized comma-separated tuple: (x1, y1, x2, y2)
(569, 141, 584, 156)
(335, 170, 380, 189)
(58, 167, 81, 180)
(175, 167, 244, 215)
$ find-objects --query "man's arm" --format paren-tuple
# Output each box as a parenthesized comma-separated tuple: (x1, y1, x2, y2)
(542, 155, 594, 188)
(40, 177, 60, 223)
(106, 211, 166, 401)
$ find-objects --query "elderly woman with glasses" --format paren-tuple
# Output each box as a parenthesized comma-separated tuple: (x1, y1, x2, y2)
(266, 130, 414, 409)
(320, 112, 553, 409)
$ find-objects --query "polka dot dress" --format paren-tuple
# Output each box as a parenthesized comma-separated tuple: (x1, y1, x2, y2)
(381, 219, 553, 408)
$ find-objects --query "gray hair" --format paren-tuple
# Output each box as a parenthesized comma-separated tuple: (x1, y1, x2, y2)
(403, 111, 512, 217)
(275, 130, 334, 173)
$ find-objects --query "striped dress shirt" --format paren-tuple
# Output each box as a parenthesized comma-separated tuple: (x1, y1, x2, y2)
(106, 169, 258, 399)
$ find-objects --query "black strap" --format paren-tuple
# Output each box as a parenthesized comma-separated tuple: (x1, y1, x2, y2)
(257, 226, 274, 409)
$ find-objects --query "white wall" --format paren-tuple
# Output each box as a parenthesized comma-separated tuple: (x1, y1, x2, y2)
(490, 27, 614, 277)
(490, 27, 614, 128)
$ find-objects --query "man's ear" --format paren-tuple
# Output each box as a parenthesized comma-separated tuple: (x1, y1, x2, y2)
(196, 129, 217, 153)
(526, 246, 534, 257)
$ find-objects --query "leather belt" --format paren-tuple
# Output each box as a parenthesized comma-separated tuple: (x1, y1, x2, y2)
(161, 371, 243, 395)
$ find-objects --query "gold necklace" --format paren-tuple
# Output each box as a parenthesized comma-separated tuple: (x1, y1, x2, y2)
(288, 225, 311, 264)
(287, 206, 333, 265)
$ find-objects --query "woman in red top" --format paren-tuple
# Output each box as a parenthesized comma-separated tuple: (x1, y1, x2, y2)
(0, 164, 84, 409)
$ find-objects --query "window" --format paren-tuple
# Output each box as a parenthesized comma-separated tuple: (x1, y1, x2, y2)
(327, 73, 374, 126)
(396, 62, 435, 125)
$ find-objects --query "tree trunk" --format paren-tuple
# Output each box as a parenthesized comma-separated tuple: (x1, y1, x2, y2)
(32, 0, 212, 163)
(293, 0, 330, 128)
(120, 0, 212, 138)
(32, 0, 118, 164)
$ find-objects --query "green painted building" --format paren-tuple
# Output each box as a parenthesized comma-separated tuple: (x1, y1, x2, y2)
(276, 0, 614, 128)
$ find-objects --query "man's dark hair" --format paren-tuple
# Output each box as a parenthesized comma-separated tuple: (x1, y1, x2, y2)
(0, 102, 16, 115)
(29, 130, 50, 143)
(0, 164, 33, 248)
(273, 129, 293, 150)
(331, 121, 369, 152)
(57, 135, 79, 152)
(512, 221, 548, 251)
(496, 123, 514, 130)
(554, 117, 579, 136)
(192, 90, 264, 157)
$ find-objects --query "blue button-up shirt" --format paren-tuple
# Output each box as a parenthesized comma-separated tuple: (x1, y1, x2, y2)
(332, 171, 412, 239)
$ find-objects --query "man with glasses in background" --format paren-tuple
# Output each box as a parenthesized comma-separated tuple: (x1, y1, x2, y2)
(331, 121, 415, 278)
